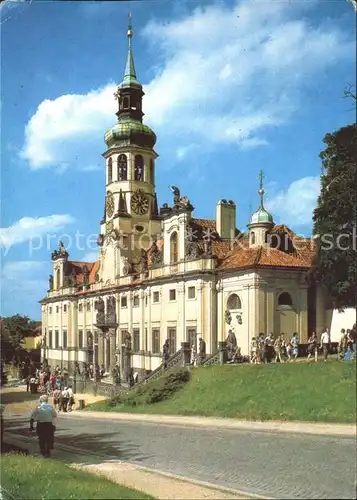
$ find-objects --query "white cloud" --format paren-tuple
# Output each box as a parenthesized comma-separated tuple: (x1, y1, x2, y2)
(20, 1, 353, 170)
(1, 260, 48, 318)
(176, 144, 198, 161)
(0, 214, 75, 253)
(81, 251, 99, 262)
(266, 176, 320, 226)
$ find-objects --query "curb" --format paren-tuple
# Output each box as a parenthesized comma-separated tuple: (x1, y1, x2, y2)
(3, 432, 270, 499)
(62, 411, 356, 437)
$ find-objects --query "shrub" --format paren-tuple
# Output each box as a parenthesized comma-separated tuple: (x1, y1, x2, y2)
(112, 367, 190, 407)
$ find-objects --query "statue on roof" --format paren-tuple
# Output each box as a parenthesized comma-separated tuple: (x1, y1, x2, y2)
(149, 237, 163, 267)
(168, 185, 194, 211)
(94, 297, 105, 325)
(140, 248, 148, 273)
(48, 274, 53, 291)
(51, 240, 69, 261)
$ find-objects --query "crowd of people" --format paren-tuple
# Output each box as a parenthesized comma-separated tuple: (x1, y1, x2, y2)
(224, 325, 357, 365)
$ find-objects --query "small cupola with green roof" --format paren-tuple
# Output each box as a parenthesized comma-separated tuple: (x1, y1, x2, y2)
(248, 170, 274, 247)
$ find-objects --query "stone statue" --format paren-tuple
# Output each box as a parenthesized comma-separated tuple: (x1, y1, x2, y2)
(150, 238, 163, 267)
(51, 240, 69, 261)
(122, 257, 133, 276)
(225, 309, 232, 325)
(94, 297, 105, 324)
(169, 185, 181, 206)
(106, 296, 116, 324)
(204, 237, 213, 258)
(226, 329, 237, 361)
(124, 332, 132, 350)
(87, 332, 93, 349)
(97, 234, 104, 247)
(112, 365, 121, 385)
(140, 248, 148, 273)
(48, 274, 53, 291)
(83, 265, 89, 286)
(198, 337, 206, 365)
(186, 240, 201, 259)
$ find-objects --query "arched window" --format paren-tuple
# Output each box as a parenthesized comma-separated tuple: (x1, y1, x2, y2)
(56, 268, 61, 290)
(108, 158, 113, 183)
(170, 232, 178, 264)
(117, 154, 127, 181)
(227, 293, 242, 310)
(278, 292, 293, 307)
(150, 158, 154, 184)
(134, 155, 144, 181)
(250, 231, 255, 245)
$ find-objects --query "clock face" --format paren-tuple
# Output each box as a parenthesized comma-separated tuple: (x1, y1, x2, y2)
(131, 190, 149, 215)
(106, 192, 115, 218)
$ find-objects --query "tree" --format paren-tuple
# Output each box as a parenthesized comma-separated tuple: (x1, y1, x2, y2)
(0, 314, 39, 360)
(311, 124, 357, 310)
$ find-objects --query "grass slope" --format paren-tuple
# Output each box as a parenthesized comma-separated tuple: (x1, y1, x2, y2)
(1, 454, 153, 500)
(88, 361, 356, 423)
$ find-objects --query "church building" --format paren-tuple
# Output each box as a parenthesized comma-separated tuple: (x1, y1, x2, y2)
(40, 18, 326, 378)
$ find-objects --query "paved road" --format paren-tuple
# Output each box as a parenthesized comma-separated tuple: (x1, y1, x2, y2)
(5, 416, 356, 499)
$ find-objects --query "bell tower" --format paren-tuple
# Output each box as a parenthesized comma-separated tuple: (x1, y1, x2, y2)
(99, 14, 161, 282)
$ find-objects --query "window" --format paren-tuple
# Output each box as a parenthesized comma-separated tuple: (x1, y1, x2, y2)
(56, 306, 59, 313)
(117, 154, 128, 181)
(49, 307, 52, 314)
(63, 304, 67, 313)
(123, 96, 129, 109)
(250, 231, 255, 244)
(167, 328, 177, 355)
(78, 330, 84, 349)
(187, 327, 197, 348)
(78, 303, 83, 313)
(121, 296, 127, 308)
(108, 158, 113, 183)
(56, 268, 60, 290)
(133, 295, 139, 307)
(145, 327, 148, 351)
(170, 232, 178, 264)
(169, 289, 176, 301)
(152, 328, 160, 354)
(145, 296, 148, 306)
(188, 286, 196, 299)
(133, 328, 140, 352)
(153, 291, 160, 303)
(63, 330, 68, 348)
(227, 293, 242, 310)
(48, 330, 53, 348)
(86, 302, 91, 312)
(278, 292, 293, 307)
(134, 155, 144, 181)
(55, 330, 59, 348)
(150, 158, 154, 184)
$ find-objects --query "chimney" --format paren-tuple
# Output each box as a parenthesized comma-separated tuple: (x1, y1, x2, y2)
(216, 199, 236, 240)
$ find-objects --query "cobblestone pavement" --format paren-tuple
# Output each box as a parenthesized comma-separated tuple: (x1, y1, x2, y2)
(5, 416, 356, 499)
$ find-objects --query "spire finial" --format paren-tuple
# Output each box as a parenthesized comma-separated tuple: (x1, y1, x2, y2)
(127, 12, 133, 38)
(258, 170, 265, 208)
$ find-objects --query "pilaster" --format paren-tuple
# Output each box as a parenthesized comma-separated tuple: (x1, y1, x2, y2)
(146, 290, 152, 352)
(71, 302, 78, 348)
(298, 286, 309, 342)
(178, 282, 185, 349)
(140, 289, 145, 351)
(196, 280, 203, 335)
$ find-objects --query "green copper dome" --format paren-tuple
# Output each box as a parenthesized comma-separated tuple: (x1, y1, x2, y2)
(248, 170, 274, 226)
(104, 118, 157, 149)
(249, 206, 273, 225)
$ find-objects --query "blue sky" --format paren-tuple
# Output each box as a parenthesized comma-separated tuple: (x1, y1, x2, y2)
(1, 0, 355, 319)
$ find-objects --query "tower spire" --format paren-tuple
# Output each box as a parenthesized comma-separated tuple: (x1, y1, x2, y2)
(122, 12, 139, 86)
(258, 170, 265, 208)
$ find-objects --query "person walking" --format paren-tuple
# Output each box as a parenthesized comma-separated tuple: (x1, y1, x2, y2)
(29, 395, 57, 458)
(320, 328, 330, 362)
(307, 332, 318, 362)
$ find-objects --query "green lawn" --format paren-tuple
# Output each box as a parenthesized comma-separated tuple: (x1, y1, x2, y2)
(88, 360, 356, 423)
(1, 453, 154, 499)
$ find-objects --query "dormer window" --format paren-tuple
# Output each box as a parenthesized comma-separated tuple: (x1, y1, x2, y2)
(170, 232, 178, 264)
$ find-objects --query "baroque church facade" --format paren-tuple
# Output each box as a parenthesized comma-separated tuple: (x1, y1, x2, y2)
(41, 19, 326, 378)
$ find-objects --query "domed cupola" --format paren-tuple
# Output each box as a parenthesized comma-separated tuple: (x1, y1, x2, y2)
(104, 14, 156, 149)
(248, 170, 274, 247)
